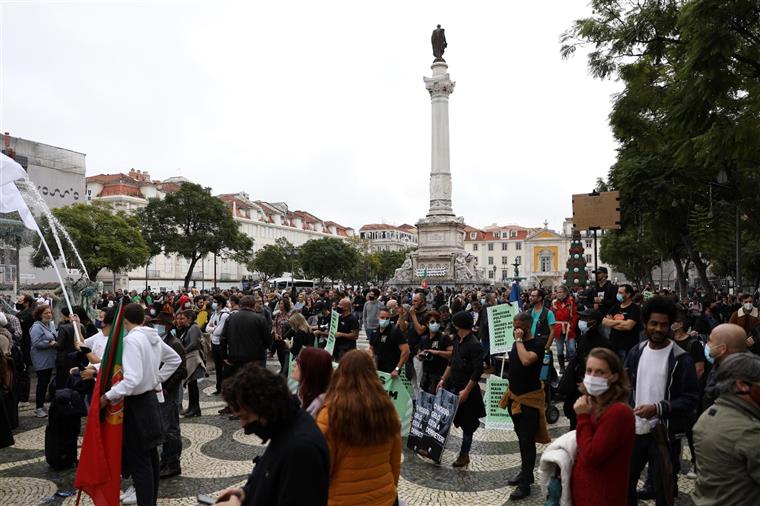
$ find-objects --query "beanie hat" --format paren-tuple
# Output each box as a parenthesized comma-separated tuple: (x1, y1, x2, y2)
(451, 310, 473, 330)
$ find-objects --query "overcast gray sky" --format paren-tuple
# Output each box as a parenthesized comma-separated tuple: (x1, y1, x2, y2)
(1, 0, 621, 232)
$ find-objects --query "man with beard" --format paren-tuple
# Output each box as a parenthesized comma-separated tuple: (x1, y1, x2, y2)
(624, 296, 699, 505)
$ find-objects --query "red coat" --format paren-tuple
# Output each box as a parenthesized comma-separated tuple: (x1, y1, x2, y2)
(571, 402, 635, 506)
(551, 298, 577, 340)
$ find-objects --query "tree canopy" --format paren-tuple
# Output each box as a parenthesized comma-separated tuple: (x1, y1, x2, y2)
(31, 202, 150, 279)
(299, 237, 357, 285)
(563, 0, 760, 294)
(137, 182, 253, 289)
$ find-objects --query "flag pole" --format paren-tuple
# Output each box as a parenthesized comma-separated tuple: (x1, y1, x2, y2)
(35, 226, 81, 342)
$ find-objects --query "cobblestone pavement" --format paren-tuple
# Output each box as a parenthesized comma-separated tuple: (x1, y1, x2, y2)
(1, 360, 697, 506)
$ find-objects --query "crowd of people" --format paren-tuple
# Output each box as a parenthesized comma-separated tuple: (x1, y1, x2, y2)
(0, 275, 759, 505)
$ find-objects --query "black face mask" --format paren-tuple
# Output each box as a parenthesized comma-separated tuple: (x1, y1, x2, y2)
(243, 420, 273, 442)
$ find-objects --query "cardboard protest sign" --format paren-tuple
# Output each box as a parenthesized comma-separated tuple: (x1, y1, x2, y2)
(483, 376, 512, 429)
(420, 388, 459, 463)
(325, 310, 339, 355)
(487, 303, 516, 355)
(407, 390, 435, 454)
(377, 371, 413, 437)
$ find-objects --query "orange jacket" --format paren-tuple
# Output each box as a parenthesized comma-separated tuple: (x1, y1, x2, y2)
(316, 406, 401, 506)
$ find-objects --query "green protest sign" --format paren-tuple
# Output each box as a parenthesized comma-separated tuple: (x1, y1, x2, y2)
(377, 370, 413, 436)
(487, 303, 516, 355)
(483, 376, 512, 429)
(286, 352, 298, 394)
(399, 365, 415, 400)
(325, 310, 339, 355)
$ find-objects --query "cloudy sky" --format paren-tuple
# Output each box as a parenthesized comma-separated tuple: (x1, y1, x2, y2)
(2, 0, 621, 232)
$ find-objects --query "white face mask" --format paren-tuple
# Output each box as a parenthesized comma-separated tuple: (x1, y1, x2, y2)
(583, 375, 610, 396)
(744, 302, 754, 313)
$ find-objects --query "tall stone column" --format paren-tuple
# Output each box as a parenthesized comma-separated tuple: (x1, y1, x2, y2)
(424, 61, 455, 218)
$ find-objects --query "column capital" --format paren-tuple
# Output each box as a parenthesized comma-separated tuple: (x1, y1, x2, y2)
(424, 75, 455, 98)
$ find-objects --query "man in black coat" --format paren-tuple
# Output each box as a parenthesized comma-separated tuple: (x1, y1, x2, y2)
(220, 295, 272, 377)
(215, 364, 328, 506)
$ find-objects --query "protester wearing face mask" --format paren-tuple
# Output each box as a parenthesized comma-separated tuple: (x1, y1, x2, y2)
(693, 352, 760, 505)
(418, 311, 453, 394)
(702, 323, 748, 411)
(216, 364, 329, 506)
(369, 307, 409, 377)
(559, 308, 614, 429)
(728, 294, 759, 353)
(602, 284, 641, 361)
(570, 347, 635, 506)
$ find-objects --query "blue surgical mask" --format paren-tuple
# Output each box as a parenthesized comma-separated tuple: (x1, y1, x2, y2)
(211, 303, 218, 311)
(428, 322, 440, 333)
(154, 324, 166, 335)
(616, 294, 624, 303)
(378, 319, 390, 328)
(578, 320, 590, 334)
(704, 343, 715, 364)
(480, 298, 486, 305)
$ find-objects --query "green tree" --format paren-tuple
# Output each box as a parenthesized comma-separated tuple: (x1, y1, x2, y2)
(250, 243, 288, 281)
(137, 183, 253, 289)
(299, 237, 357, 286)
(275, 237, 301, 277)
(31, 202, 150, 279)
(376, 249, 410, 283)
(562, 0, 760, 296)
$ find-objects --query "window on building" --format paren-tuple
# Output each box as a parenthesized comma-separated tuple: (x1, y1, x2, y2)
(502, 256, 508, 265)
(488, 256, 494, 265)
(516, 255, 522, 265)
(488, 270, 495, 279)
(470, 231, 477, 240)
(586, 254, 592, 263)
(510, 231, 517, 238)
(501, 231, 508, 239)
(540, 254, 552, 273)
(585, 240, 592, 249)
(164, 256, 172, 272)
(515, 242, 522, 250)
(473, 244, 478, 251)
(502, 269, 510, 281)
(488, 243, 494, 251)
(501, 242, 507, 250)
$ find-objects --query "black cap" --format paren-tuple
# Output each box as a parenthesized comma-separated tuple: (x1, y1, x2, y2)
(577, 307, 602, 322)
(593, 266, 608, 274)
(451, 310, 474, 330)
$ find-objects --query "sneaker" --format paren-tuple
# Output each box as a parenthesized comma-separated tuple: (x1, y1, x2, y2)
(34, 408, 47, 418)
(122, 486, 138, 505)
(120, 486, 135, 501)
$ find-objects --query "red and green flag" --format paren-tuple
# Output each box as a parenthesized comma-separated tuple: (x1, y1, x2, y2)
(75, 303, 126, 506)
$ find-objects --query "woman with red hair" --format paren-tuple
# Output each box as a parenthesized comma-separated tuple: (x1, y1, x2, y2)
(317, 350, 401, 506)
(292, 347, 332, 417)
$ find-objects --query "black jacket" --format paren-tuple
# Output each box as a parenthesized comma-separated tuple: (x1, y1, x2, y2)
(221, 308, 272, 364)
(243, 405, 329, 506)
(162, 333, 187, 394)
(624, 339, 700, 435)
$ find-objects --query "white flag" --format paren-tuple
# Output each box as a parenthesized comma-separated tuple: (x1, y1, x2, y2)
(0, 152, 39, 231)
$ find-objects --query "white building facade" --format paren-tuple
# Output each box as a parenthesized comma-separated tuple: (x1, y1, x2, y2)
(358, 224, 418, 252)
(85, 171, 354, 291)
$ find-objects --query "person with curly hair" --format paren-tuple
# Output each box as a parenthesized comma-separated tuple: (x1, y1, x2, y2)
(216, 364, 329, 506)
(316, 349, 401, 506)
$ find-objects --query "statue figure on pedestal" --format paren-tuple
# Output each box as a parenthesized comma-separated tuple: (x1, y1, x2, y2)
(431, 24, 447, 61)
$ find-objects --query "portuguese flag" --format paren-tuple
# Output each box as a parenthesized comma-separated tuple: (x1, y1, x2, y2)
(75, 303, 126, 506)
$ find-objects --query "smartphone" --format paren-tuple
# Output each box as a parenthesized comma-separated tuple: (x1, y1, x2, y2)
(197, 494, 216, 505)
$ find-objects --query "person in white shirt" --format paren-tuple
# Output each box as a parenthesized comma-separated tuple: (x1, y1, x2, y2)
(100, 303, 180, 506)
(204, 295, 230, 395)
